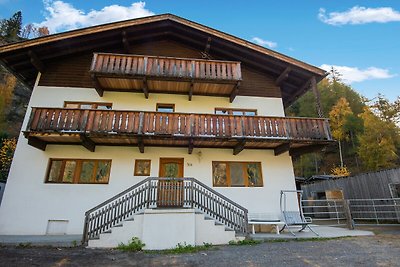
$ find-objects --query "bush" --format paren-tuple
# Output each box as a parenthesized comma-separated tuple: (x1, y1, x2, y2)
(117, 237, 145, 252)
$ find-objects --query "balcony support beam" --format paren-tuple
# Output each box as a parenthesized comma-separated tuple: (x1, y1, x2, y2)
(188, 138, 194, 154)
(28, 136, 47, 151)
(233, 139, 246, 155)
(188, 80, 194, 101)
(230, 81, 240, 103)
(275, 67, 291, 86)
(91, 74, 104, 97)
(285, 77, 312, 105)
(142, 77, 149, 99)
(138, 136, 144, 153)
(80, 134, 95, 152)
(274, 142, 290, 156)
(28, 50, 45, 73)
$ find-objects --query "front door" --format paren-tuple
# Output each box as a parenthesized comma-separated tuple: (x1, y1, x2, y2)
(158, 158, 184, 207)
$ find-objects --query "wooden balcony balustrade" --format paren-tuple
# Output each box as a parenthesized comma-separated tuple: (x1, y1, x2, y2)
(25, 108, 333, 155)
(90, 53, 242, 101)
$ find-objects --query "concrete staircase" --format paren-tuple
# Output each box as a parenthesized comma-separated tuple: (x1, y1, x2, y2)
(88, 209, 241, 250)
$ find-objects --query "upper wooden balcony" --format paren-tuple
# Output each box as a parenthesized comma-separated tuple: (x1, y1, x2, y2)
(90, 53, 242, 101)
(25, 108, 333, 156)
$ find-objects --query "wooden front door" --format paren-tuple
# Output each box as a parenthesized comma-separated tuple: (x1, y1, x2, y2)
(158, 158, 184, 207)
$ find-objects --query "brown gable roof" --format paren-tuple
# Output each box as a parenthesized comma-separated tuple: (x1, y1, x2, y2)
(0, 13, 326, 106)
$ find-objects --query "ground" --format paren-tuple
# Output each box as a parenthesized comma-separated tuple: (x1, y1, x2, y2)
(0, 227, 399, 267)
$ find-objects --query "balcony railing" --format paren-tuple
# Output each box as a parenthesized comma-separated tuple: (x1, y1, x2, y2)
(90, 53, 242, 81)
(26, 108, 332, 142)
(89, 53, 242, 100)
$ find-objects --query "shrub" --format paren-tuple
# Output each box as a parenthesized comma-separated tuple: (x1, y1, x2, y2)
(117, 237, 145, 252)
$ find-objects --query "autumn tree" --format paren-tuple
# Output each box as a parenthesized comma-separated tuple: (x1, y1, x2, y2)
(0, 73, 17, 132)
(329, 97, 353, 168)
(357, 107, 399, 171)
(370, 94, 400, 125)
(0, 138, 16, 181)
(288, 77, 366, 177)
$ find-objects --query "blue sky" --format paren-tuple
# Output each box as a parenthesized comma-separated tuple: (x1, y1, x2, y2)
(1, 0, 399, 101)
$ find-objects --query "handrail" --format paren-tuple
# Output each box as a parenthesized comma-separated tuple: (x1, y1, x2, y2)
(82, 177, 248, 245)
(26, 107, 333, 141)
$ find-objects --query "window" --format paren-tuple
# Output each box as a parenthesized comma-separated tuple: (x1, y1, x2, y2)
(46, 159, 111, 184)
(156, 103, 175, 113)
(215, 108, 257, 116)
(64, 102, 112, 110)
(134, 159, 151, 176)
(212, 161, 263, 187)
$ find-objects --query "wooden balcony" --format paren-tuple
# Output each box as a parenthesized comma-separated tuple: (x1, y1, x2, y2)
(90, 53, 242, 101)
(25, 108, 333, 156)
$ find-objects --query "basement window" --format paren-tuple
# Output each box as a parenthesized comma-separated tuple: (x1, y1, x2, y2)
(64, 101, 112, 110)
(46, 159, 111, 184)
(212, 161, 263, 187)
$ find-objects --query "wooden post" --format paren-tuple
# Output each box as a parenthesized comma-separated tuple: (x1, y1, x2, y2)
(142, 77, 149, 99)
(188, 80, 194, 101)
(311, 76, 324, 118)
(229, 81, 240, 103)
(342, 199, 354, 230)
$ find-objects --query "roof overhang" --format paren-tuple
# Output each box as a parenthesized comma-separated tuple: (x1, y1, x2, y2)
(0, 13, 327, 106)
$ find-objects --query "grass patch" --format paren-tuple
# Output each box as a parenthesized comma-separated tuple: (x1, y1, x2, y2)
(16, 242, 32, 248)
(117, 237, 145, 252)
(229, 239, 261, 246)
(149, 242, 213, 254)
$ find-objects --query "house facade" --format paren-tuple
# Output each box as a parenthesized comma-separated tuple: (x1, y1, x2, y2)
(0, 14, 332, 249)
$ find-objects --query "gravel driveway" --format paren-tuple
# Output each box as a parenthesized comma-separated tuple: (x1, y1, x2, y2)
(1, 230, 399, 267)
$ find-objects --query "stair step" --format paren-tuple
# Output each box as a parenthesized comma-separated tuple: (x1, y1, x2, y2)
(103, 230, 112, 234)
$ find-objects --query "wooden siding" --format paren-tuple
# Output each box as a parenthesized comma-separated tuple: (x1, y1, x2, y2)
(38, 39, 281, 98)
(301, 168, 400, 199)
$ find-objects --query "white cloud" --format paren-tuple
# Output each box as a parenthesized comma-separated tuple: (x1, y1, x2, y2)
(251, 37, 277, 48)
(320, 64, 396, 83)
(36, 1, 154, 33)
(318, 6, 400, 25)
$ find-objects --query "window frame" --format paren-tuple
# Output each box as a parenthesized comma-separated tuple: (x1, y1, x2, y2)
(214, 108, 257, 116)
(156, 103, 175, 113)
(45, 158, 112, 184)
(64, 101, 113, 110)
(212, 161, 263, 187)
(134, 159, 151, 176)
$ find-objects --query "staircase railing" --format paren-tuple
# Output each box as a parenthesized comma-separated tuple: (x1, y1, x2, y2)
(82, 177, 248, 245)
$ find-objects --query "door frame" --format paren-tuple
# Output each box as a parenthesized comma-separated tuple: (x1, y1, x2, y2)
(158, 158, 184, 178)
(157, 158, 185, 207)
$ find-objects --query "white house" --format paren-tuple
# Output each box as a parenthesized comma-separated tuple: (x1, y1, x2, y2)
(0, 14, 332, 249)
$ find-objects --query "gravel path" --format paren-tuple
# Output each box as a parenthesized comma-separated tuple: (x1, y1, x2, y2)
(1, 233, 399, 267)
